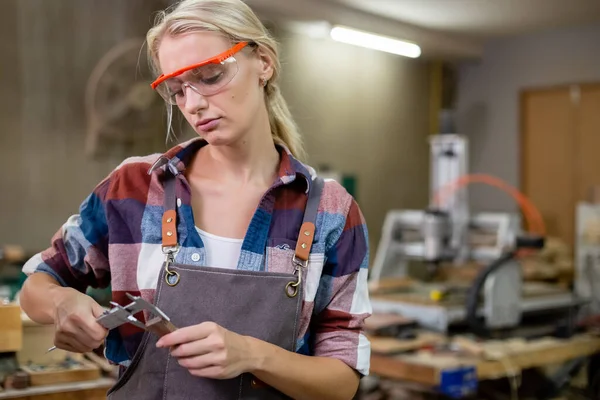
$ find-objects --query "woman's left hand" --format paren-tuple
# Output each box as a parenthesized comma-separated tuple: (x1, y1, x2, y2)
(156, 322, 255, 379)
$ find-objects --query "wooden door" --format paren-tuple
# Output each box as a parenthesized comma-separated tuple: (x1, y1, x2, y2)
(521, 84, 600, 247)
(576, 85, 600, 203)
(521, 87, 576, 245)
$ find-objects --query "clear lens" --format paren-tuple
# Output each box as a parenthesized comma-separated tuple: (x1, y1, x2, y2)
(156, 57, 239, 105)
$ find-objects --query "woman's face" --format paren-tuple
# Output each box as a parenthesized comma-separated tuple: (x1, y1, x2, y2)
(157, 31, 272, 146)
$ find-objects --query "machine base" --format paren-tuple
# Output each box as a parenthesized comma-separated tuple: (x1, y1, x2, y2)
(370, 287, 579, 333)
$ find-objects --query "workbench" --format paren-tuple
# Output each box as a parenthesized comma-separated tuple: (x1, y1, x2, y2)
(0, 377, 114, 399)
(368, 332, 600, 397)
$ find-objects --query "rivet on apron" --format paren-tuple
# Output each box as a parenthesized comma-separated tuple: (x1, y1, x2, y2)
(301, 243, 307, 249)
(167, 231, 173, 237)
(166, 217, 173, 223)
(304, 231, 310, 236)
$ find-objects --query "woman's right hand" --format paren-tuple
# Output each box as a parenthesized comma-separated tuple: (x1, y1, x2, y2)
(52, 287, 108, 353)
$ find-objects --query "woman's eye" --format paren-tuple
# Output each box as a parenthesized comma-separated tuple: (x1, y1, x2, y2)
(201, 72, 223, 85)
(169, 90, 184, 100)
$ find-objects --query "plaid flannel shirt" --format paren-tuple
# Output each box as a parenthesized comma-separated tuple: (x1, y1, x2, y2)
(22, 138, 372, 375)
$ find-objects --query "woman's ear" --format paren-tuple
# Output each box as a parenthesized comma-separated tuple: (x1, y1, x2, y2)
(256, 47, 274, 82)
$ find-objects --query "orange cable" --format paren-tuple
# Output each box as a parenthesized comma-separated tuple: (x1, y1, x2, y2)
(431, 173, 546, 238)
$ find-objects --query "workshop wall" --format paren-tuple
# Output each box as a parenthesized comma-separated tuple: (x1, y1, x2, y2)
(0, 0, 171, 251)
(276, 30, 431, 255)
(456, 23, 600, 212)
(0, 1, 431, 257)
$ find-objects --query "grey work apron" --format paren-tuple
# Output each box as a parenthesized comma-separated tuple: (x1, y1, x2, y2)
(107, 172, 324, 400)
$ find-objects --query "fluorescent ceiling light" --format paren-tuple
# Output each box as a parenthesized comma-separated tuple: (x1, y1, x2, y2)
(330, 26, 421, 58)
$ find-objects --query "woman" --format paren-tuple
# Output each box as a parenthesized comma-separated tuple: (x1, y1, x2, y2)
(19, 0, 372, 399)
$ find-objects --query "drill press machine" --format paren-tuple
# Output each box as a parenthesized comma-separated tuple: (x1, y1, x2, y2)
(369, 134, 578, 334)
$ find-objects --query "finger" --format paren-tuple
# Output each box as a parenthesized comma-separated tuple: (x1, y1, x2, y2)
(59, 313, 106, 343)
(55, 335, 94, 353)
(170, 339, 216, 358)
(58, 324, 103, 349)
(77, 321, 108, 343)
(177, 352, 221, 370)
(79, 308, 109, 342)
(90, 301, 106, 319)
(56, 317, 83, 336)
(188, 366, 226, 379)
(157, 322, 216, 348)
(62, 330, 103, 351)
(54, 340, 80, 353)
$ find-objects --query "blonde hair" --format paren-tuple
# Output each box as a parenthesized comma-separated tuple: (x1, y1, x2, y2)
(146, 0, 305, 159)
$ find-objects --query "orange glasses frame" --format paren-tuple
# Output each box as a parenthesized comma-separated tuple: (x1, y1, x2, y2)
(150, 42, 249, 89)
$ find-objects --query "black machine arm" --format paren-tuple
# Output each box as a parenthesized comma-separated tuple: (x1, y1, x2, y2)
(465, 235, 545, 337)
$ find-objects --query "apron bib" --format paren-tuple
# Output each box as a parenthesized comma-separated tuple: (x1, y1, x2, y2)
(107, 172, 324, 400)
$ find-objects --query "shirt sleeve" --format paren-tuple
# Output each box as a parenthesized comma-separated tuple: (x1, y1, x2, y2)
(22, 177, 112, 293)
(312, 198, 372, 376)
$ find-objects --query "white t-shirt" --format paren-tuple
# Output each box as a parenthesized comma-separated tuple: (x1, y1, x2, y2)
(195, 227, 243, 269)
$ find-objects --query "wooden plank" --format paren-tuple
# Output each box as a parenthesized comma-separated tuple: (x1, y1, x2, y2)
(20, 360, 100, 387)
(371, 292, 453, 307)
(476, 335, 600, 380)
(14, 388, 107, 400)
(364, 313, 416, 333)
(0, 304, 22, 353)
(0, 378, 114, 400)
(18, 314, 67, 366)
(370, 334, 600, 384)
(369, 333, 446, 355)
(368, 277, 415, 294)
(370, 354, 439, 386)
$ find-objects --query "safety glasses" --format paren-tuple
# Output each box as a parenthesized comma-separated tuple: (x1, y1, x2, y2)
(151, 42, 249, 105)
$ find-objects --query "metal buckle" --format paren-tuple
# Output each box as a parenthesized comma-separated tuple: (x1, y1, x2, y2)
(147, 156, 168, 175)
(285, 279, 300, 298)
(162, 246, 181, 286)
(162, 245, 180, 255)
(292, 254, 308, 269)
(286, 255, 308, 298)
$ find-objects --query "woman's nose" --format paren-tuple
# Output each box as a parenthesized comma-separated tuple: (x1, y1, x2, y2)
(183, 84, 208, 114)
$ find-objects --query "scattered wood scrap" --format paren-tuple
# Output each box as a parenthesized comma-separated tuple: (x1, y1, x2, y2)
(370, 333, 600, 385)
(369, 332, 447, 355)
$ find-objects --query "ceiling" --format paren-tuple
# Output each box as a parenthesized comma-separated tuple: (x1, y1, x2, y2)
(246, 0, 600, 59)
(330, 0, 600, 39)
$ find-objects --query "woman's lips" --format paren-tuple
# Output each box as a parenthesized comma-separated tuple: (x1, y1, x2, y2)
(196, 118, 221, 132)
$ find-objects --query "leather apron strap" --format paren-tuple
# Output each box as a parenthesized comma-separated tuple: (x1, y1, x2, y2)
(160, 173, 325, 261)
(161, 174, 178, 250)
(293, 177, 324, 264)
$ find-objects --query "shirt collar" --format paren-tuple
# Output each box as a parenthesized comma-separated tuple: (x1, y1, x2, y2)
(275, 143, 313, 192)
(148, 138, 313, 192)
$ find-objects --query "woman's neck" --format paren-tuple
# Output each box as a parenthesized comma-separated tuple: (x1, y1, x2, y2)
(190, 132, 280, 188)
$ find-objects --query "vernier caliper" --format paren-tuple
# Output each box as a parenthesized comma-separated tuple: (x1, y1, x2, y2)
(47, 293, 177, 352)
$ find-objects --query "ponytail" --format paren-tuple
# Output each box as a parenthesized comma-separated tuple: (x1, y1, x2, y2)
(265, 84, 305, 160)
